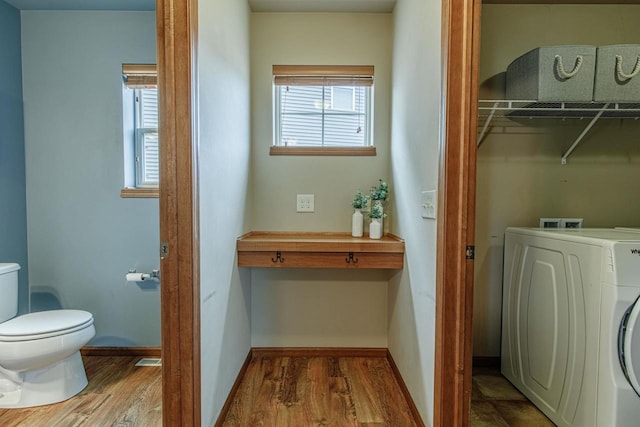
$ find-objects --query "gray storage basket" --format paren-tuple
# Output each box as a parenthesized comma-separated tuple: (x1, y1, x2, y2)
(506, 45, 596, 102)
(594, 44, 640, 102)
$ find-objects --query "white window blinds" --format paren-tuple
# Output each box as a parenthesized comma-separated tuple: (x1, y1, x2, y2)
(135, 89, 159, 187)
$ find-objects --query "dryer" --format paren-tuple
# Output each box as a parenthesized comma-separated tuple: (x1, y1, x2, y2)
(501, 227, 640, 427)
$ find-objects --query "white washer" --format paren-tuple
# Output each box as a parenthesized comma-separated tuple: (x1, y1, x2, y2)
(501, 227, 640, 427)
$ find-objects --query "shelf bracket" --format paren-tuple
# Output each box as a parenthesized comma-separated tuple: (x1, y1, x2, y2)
(561, 103, 610, 164)
(477, 101, 500, 146)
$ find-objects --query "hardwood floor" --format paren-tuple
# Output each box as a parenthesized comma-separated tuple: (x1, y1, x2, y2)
(4, 354, 553, 426)
(0, 356, 161, 427)
(221, 355, 420, 427)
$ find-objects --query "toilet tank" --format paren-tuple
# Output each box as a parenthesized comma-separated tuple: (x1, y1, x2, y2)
(0, 263, 20, 323)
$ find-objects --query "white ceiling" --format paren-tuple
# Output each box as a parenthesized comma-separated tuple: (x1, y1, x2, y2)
(4, 0, 396, 13)
(249, 0, 396, 13)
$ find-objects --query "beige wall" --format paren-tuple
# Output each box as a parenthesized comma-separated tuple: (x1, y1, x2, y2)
(250, 12, 393, 347)
(475, 5, 640, 357)
(250, 12, 392, 231)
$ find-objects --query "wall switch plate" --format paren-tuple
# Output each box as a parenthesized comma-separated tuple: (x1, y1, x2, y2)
(421, 190, 437, 219)
(297, 194, 315, 212)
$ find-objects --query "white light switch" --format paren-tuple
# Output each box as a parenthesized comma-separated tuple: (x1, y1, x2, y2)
(421, 190, 437, 219)
(297, 194, 315, 212)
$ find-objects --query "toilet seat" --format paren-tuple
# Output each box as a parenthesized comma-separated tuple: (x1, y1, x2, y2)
(0, 310, 93, 342)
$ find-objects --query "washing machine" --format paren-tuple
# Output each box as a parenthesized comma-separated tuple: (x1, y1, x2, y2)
(501, 227, 640, 427)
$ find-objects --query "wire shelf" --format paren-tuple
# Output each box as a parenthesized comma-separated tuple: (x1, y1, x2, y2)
(477, 100, 640, 164)
(478, 100, 640, 119)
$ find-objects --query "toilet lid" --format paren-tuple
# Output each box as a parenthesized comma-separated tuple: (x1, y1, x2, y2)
(0, 310, 94, 342)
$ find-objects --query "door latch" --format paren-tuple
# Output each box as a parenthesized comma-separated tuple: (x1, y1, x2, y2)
(465, 245, 475, 260)
(160, 242, 169, 259)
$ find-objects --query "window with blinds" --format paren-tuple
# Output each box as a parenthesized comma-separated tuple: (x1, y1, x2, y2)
(122, 64, 158, 189)
(273, 65, 374, 154)
(134, 89, 159, 187)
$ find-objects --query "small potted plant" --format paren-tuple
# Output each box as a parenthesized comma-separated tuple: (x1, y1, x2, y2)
(368, 200, 387, 240)
(370, 179, 389, 202)
(351, 190, 369, 237)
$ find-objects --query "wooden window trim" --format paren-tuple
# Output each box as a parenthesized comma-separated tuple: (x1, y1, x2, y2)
(273, 65, 374, 82)
(273, 65, 374, 75)
(269, 146, 376, 156)
(120, 187, 159, 198)
(122, 64, 158, 89)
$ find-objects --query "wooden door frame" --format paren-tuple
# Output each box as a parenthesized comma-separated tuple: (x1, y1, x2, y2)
(155, 0, 481, 424)
(157, 0, 201, 425)
(434, 0, 481, 425)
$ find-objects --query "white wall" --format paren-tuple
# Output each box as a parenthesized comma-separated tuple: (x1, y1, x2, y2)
(197, 0, 252, 424)
(474, 4, 640, 357)
(21, 11, 160, 346)
(388, 0, 441, 423)
(250, 12, 393, 348)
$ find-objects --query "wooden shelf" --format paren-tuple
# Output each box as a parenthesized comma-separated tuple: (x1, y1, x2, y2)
(237, 231, 405, 269)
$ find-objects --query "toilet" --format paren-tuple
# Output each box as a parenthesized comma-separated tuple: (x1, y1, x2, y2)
(0, 263, 95, 408)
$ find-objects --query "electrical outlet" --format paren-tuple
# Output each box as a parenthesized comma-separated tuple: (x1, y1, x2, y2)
(561, 218, 583, 229)
(540, 218, 561, 228)
(297, 194, 315, 212)
(421, 190, 437, 219)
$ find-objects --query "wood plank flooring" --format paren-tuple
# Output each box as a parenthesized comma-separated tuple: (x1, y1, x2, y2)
(221, 355, 420, 427)
(0, 356, 161, 427)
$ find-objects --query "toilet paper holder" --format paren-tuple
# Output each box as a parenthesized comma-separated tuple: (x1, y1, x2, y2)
(127, 269, 160, 281)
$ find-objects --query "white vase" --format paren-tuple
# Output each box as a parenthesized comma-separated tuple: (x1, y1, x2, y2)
(369, 218, 382, 239)
(352, 209, 364, 237)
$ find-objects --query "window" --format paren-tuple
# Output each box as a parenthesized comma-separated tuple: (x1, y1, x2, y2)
(272, 65, 375, 155)
(122, 64, 159, 197)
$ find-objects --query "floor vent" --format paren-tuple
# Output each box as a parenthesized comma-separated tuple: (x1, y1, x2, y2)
(135, 358, 162, 367)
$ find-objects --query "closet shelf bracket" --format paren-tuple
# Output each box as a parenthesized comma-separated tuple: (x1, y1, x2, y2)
(560, 103, 609, 164)
(477, 101, 500, 146)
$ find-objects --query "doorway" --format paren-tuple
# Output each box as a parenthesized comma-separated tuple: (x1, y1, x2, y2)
(158, 0, 484, 425)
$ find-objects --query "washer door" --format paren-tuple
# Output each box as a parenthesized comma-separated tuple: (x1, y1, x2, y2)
(619, 296, 640, 397)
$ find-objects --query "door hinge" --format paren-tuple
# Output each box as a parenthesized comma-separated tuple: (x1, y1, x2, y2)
(465, 245, 475, 260)
(160, 242, 169, 259)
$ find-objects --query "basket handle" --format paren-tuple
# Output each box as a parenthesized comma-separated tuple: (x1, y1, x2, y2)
(555, 55, 584, 79)
(615, 55, 640, 81)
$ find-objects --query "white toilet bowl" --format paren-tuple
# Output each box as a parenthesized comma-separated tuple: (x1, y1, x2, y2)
(0, 263, 96, 408)
(0, 309, 95, 408)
